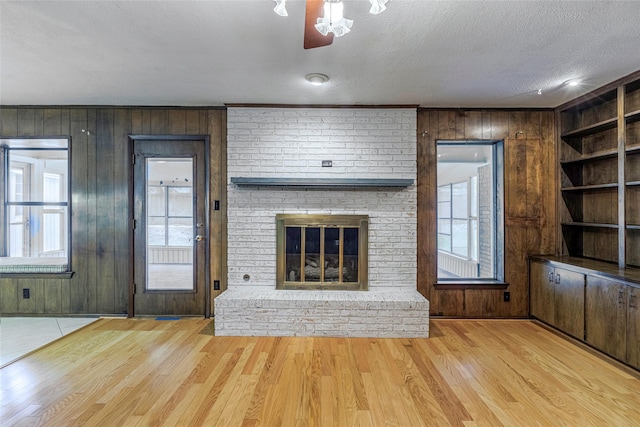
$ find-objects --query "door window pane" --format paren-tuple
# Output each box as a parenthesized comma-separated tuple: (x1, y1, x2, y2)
(145, 158, 194, 291)
(168, 187, 192, 217)
(148, 186, 166, 216)
(168, 218, 192, 246)
(147, 217, 166, 246)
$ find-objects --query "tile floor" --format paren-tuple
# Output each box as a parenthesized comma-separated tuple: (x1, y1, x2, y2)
(0, 317, 99, 367)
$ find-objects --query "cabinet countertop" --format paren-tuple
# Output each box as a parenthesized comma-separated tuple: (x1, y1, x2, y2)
(528, 255, 640, 286)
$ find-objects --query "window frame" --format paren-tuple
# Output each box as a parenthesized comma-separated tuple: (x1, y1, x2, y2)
(1, 137, 73, 278)
(435, 139, 505, 287)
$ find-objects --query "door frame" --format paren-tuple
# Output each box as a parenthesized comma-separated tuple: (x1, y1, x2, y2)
(128, 135, 210, 317)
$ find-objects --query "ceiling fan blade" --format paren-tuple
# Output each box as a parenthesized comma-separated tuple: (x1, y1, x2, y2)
(304, 0, 333, 49)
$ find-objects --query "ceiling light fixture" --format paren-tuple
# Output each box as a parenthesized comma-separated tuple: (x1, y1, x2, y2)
(274, 0, 389, 37)
(315, 1, 352, 37)
(273, 0, 287, 16)
(564, 79, 581, 87)
(305, 73, 329, 86)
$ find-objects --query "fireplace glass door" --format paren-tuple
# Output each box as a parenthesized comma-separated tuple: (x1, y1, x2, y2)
(276, 214, 368, 290)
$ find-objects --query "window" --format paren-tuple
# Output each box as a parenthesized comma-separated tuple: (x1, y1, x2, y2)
(438, 181, 475, 258)
(147, 185, 193, 247)
(437, 140, 504, 282)
(1, 138, 70, 274)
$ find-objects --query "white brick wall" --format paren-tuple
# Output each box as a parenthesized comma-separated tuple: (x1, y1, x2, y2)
(227, 107, 417, 291)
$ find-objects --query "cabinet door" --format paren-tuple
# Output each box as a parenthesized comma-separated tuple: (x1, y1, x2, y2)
(554, 268, 585, 339)
(585, 276, 627, 361)
(530, 261, 555, 324)
(627, 286, 640, 369)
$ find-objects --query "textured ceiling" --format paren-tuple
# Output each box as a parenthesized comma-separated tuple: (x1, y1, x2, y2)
(1, 0, 639, 108)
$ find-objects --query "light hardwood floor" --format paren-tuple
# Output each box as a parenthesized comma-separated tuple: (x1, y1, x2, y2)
(1, 318, 639, 426)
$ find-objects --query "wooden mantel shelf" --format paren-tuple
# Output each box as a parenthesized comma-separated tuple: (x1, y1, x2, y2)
(230, 177, 414, 188)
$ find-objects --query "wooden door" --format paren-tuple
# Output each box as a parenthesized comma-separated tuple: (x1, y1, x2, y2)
(585, 276, 627, 360)
(131, 137, 208, 316)
(553, 267, 585, 339)
(529, 260, 555, 324)
(627, 286, 640, 369)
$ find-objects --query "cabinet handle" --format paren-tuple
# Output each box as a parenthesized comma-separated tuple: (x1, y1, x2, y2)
(548, 271, 554, 283)
(630, 294, 638, 308)
(555, 273, 561, 284)
(618, 290, 625, 306)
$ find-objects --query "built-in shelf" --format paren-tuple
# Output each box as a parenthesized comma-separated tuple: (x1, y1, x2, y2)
(561, 183, 618, 192)
(230, 177, 414, 188)
(560, 148, 618, 165)
(558, 73, 640, 269)
(561, 117, 618, 139)
(625, 109, 640, 123)
(562, 222, 619, 229)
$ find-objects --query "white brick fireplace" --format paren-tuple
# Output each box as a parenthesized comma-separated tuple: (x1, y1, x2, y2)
(214, 107, 429, 337)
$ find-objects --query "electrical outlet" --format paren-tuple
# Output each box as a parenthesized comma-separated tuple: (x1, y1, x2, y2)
(213, 280, 220, 291)
(322, 160, 332, 167)
(23, 288, 30, 299)
(503, 291, 510, 302)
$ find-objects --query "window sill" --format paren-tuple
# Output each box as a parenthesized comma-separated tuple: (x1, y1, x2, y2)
(0, 272, 74, 279)
(434, 280, 508, 290)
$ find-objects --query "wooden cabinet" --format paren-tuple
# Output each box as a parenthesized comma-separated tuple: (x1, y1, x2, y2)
(585, 276, 627, 361)
(530, 256, 640, 370)
(530, 261, 555, 324)
(529, 260, 584, 339)
(553, 268, 585, 339)
(557, 71, 640, 268)
(627, 286, 640, 369)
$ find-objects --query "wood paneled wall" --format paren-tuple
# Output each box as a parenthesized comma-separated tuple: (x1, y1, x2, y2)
(0, 107, 227, 315)
(417, 109, 557, 317)
(1, 106, 554, 318)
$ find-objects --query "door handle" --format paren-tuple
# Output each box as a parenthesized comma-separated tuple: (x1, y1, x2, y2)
(194, 235, 204, 242)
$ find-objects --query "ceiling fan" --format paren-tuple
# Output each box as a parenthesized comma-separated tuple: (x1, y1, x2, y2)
(273, 0, 390, 50)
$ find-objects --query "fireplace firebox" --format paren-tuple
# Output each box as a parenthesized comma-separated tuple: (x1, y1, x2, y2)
(276, 214, 368, 290)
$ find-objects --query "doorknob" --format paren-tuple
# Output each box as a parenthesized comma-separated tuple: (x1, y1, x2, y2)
(194, 235, 204, 242)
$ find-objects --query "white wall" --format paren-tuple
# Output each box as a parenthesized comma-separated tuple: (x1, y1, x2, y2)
(226, 107, 417, 291)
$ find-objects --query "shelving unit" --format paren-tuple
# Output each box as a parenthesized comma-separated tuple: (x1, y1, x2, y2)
(626, 78, 640, 268)
(557, 71, 640, 268)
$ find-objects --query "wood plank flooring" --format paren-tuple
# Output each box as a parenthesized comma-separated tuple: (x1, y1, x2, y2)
(1, 318, 639, 426)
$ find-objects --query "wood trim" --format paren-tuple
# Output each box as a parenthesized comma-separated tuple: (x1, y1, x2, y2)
(1, 105, 227, 110)
(418, 107, 554, 112)
(618, 85, 626, 268)
(434, 282, 508, 290)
